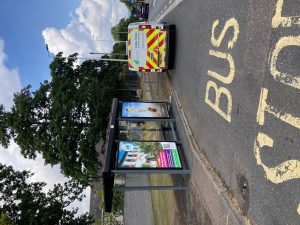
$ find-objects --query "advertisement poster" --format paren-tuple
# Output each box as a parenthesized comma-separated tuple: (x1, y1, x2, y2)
(121, 102, 169, 118)
(117, 141, 182, 169)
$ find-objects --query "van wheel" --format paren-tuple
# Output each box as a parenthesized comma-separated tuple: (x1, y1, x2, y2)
(169, 24, 176, 31)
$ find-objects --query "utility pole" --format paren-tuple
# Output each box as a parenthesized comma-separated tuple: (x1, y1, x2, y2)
(90, 52, 128, 56)
(93, 40, 127, 43)
(45, 44, 128, 62)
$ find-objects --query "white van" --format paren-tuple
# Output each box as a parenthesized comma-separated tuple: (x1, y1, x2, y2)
(127, 22, 175, 72)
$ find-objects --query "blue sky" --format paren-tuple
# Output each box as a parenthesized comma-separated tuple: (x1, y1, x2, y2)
(0, 0, 128, 215)
(0, 0, 81, 90)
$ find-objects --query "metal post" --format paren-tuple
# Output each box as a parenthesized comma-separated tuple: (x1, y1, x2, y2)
(93, 40, 128, 43)
(170, 121, 178, 141)
(92, 58, 128, 62)
(117, 118, 177, 122)
(90, 52, 128, 56)
(113, 185, 188, 191)
(116, 88, 141, 91)
(112, 169, 190, 174)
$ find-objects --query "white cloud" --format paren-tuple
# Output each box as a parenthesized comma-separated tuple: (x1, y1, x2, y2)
(0, 39, 22, 110)
(0, 39, 90, 214)
(0, 142, 90, 215)
(42, 0, 129, 58)
(0, 142, 67, 188)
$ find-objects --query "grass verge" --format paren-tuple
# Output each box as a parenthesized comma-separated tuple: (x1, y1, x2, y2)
(149, 174, 177, 225)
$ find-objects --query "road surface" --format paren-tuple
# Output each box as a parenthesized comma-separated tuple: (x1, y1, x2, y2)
(147, 0, 300, 224)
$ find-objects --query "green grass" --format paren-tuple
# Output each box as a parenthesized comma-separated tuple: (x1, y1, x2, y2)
(149, 174, 177, 225)
(142, 121, 162, 140)
(137, 100, 177, 225)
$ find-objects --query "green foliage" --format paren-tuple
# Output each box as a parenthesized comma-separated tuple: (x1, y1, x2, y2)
(97, 188, 124, 225)
(0, 213, 12, 225)
(110, 14, 139, 56)
(111, 18, 129, 42)
(120, 0, 134, 10)
(0, 163, 93, 225)
(0, 53, 124, 185)
(111, 16, 138, 42)
(138, 142, 158, 157)
(112, 42, 127, 59)
(0, 105, 10, 148)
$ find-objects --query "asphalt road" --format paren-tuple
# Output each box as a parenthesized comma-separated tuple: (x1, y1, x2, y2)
(148, 0, 300, 224)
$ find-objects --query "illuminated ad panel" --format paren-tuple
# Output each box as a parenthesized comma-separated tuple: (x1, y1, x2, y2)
(117, 141, 182, 169)
(121, 102, 169, 118)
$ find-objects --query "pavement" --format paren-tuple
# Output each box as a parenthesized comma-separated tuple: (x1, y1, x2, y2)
(139, 71, 252, 225)
(124, 174, 155, 225)
(145, 1, 300, 224)
(123, 72, 169, 225)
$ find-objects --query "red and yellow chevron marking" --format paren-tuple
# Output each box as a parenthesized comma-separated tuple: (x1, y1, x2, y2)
(158, 30, 167, 68)
(128, 28, 167, 71)
(158, 30, 166, 49)
(127, 28, 138, 69)
(145, 29, 160, 69)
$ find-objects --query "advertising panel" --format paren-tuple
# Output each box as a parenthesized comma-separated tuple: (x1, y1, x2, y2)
(121, 102, 169, 118)
(117, 141, 182, 169)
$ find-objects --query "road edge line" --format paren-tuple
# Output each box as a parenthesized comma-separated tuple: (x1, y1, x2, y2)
(156, 0, 184, 22)
(172, 89, 253, 225)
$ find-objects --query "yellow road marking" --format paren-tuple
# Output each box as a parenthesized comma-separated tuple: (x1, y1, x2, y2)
(208, 50, 235, 84)
(269, 35, 300, 90)
(254, 132, 300, 184)
(257, 88, 300, 130)
(211, 18, 240, 49)
(272, 0, 300, 28)
(205, 80, 232, 123)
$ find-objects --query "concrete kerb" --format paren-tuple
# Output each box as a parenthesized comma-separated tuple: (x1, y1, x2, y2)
(139, 70, 251, 224)
(140, 72, 171, 101)
(172, 90, 252, 225)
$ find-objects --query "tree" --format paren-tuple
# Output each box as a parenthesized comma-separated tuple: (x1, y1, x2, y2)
(111, 18, 130, 42)
(0, 163, 93, 225)
(111, 16, 138, 42)
(120, 0, 132, 9)
(97, 188, 124, 225)
(0, 105, 10, 148)
(138, 142, 158, 157)
(110, 13, 139, 56)
(0, 213, 12, 225)
(112, 42, 127, 59)
(0, 53, 124, 184)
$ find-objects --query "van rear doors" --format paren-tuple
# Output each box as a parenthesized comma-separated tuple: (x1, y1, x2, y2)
(128, 22, 169, 72)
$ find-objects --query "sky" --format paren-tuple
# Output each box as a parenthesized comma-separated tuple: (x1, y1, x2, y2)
(0, 0, 128, 215)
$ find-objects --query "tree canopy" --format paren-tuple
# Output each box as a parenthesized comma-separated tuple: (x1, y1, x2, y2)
(120, 0, 134, 11)
(0, 53, 124, 184)
(0, 163, 93, 225)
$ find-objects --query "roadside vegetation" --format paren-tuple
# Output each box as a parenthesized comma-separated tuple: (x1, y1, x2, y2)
(92, 188, 124, 225)
(0, 164, 93, 224)
(141, 122, 179, 225)
(0, 3, 141, 224)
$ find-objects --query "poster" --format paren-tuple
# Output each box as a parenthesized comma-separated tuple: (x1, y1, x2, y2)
(121, 102, 169, 118)
(117, 141, 182, 169)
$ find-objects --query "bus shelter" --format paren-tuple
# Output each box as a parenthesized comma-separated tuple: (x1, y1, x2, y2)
(103, 98, 193, 212)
